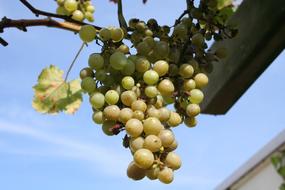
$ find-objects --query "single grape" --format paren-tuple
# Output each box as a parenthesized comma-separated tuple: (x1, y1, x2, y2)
(189, 89, 204, 104)
(157, 79, 175, 96)
(105, 90, 119, 105)
(143, 70, 159, 85)
(102, 120, 116, 136)
(110, 27, 124, 42)
(103, 105, 120, 121)
(154, 41, 169, 59)
(158, 107, 171, 122)
(132, 110, 145, 121)
(129, 137, 144, 153)
(166, 139, 178, 151)
(183, 79, 196, 91)
(64, 0, 77, 12)
(94, 70, 106, 82)
(146, 166, 160, 180)
(179, 64, 194, 78)
(88, 53, 104, 70)
(103, 75, 115, 86)
(89, 92, 105, 109)
(121, 90, 137, 106)
(143, 135, 162, 152)
(127, 161, 146, 180)
(186, 104, 201, 117)
(81, 77, 96, 93)
(110, 52, 128, 70)
(158, 167, 174, 184)
(80, 67, 94, 79)
(92, 111, 104, 124)
(184, 117, 197, 128)
(173, 23, 187, 39)
(168, 64, 179, 76)
(167, 112, 182, 127)
(143, 117, 164, 135)
(136, 41, 152, 56)
(56, 6, 69, 15)
(192, 33, 204, 47)
(117, 44, 129, 54)
(194, 73, 209, 88)
(144, 86, 158, 98)
(99, 28, 111, 41)
(121, 76, 135, 90)
(131, 100, 147, 112)
(119, 108, 133, 123)
(86, 5, 95, 13)
(135, 57, 150, 73)
(153, 60, 169, 76)
(158, 129, 175, 147)
(147, 107, 160, 119)
(85, 12, 94, 22)
(72, 10, 84, 21)
(79, 25, 96, 43)
(143, 36, 155, 48)
(133, 148, 154, 169)
(121, 59, 136, 76)
(125, 118, 143, 137)
(165, 152, 181, 170)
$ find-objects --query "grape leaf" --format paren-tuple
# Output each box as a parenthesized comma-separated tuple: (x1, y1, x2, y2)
(32, 65, 83, 114)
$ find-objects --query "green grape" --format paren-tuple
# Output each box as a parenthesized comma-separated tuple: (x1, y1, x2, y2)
(147, 107, 160, 119)
(158, 129, 174, 147)
(153, 60, 169, 77)
(167, 139, 178, 151)
(103, 75, 115, 86)
(158, 107, 171, 122)
(79, 25, 96, 43)
(130, 137, 144, 153)
(121, 90, 137, 106)
(102, 120, 115, 136)
(64, 0, 77, 12)
(143, 36, 155, 48)
(121, 59, 136, 76)
(94, 70, 106, 81)
(134, 148, 154, 169)
(184, 117, 197, 128)
(181, 17, 192, 28)
(135, 57, 150, 73)
(105, 90, 119, 105)
(154, 41, 169, 59)
(125, 118, 143, 137)
(186, 104, 201, 117)
(127, 161, 146, 180)
(131, 100, 147, 112)
(157, 79, 175, 96)
(179, 64, 194, 78)
(163, 95, 175, 104)
(143, 70, 159, 85)
(135, 21, 147, 32)
(158, 167, 174, 184)
(167, 112, 182, 127)
(119, 108, 133, 123)
(169, 48, 180, 64)
(143, 135, 162, 152)
(143, 117, 164, 135)
(110, 52, 128, 70)
(144, 86, 158, 98)
(72, 10, 84, 21)
(103, 105, 120, 121)
(117, 44, 129, 54)
(90, 92, 105, 109)
(136, 41, 152, 56)
(189, 89, 204, 104)
(133, 110, 145, 121)
(165, 152, 181, 170)
(192, 33, 204, 47)
(56, 6, 69, 15)
(121, 76, 135, 90)
(92, 111, 104, 124)
(183, 79, 196, 91)
(110, 27, 124, 42)
(146, 166, 160, 180)
(128, 18, 139, 29)
(88, 53, 104, 70)
(173, 23, 187, 39)
(99, 28, 111, 41)
(79, 67, 94, 79)
(85, 12, 94, 22)
(86, 5, 95, 13)
(81, 77, 96, 93)
(155, 95, 164, 108)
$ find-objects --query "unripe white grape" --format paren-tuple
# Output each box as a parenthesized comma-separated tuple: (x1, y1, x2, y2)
(105, 90, 119, 105)
(143, 135, 162, 152)
(119, 108, 133, 123)
(127, 161, 146, 180)
(103, 105, 120, 121)
(94, 70, 106, 81)
(92, 111, 104, 124)
(102, 120, 116, 136)
(165, 152, 181, 170)
(158, 129, 175, 147)
(155, 95, 164, 108)
(144, 86, 158, 98)
(121, 59, 135, 76)
(79, 25, 96, 43)
(130, 137, 144, 152)
(81, 77, 96, 93)
(131, 100, 147, 112)
(79, 67, 94, 79)
(184, 117, 197, 128)
(189, 89, 204, 104)
(88, 53, 104, 70)
(186, 104, 201, 117)
(168, 112, 182, 127)
(72, 10, 84, 21)
(136, 41, 152, 56)
(110, 27, 124, 42)
(158, 167, 174, 184)
(135, 57, 150, 73)
(125, 118, 143, 137)
(143, 117, 164, 135)
(163, 95, 175, 104)
(117, 44, 129, 54)
(99, 28, 111, 41)
(167, 139, 178, 151)
(157, 79, 175, 96)
(143, 36, 155, 48)
(90, 92, 105, 109)
(133, 110, 145, 121)
(85, 12, 94, 22)
(121, 90, 137, 106)
(154, 41, 169, 59)
(179, 64, 194, 78)
(110, 52, 128, 70)
(158, 107, 171, 122)
(183, 79, 196, 91)
(146, 166, 160, 180)
(134, 148, 154, 169)
(147, 107, 160, 119)
(86, 5, 95, 13)
(153, 60, 169, 76)
(64, 0, 77, 12)
(192, 33, 204, 47)
(56, 6, 69, 15)
(143, 70, 159, 85)
(194, 73, 209, 88)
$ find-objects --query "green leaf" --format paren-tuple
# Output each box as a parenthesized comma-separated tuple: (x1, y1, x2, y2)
(280, 183, 285, 190)
(32, 65, 83, 114)
(214, 7, 234, 25)
(217, 0, 232, 10)
(272, 155, 282, 169)
(278, 166, 285, 177)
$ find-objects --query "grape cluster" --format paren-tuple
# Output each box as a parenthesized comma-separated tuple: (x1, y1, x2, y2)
(56, 0, 95, 22)
(77, 0, 235, 184)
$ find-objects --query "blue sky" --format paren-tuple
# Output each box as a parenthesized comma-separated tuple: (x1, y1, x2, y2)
(0, 0, 284, 189)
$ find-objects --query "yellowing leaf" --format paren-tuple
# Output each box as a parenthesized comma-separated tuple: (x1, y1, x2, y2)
(32, 65, 83, 114)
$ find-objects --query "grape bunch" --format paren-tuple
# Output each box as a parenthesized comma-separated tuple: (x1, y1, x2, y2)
(56, 0, 95, 22)
(77, 0, 235, 184)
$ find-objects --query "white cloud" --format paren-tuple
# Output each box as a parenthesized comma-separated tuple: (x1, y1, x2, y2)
(0, 119, 130, 177)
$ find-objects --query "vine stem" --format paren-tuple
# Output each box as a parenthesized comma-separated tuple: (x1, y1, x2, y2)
(117, 0, 128, 30)
(64, 42, 86, 82)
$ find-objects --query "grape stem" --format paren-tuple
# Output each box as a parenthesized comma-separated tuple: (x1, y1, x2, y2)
(117, 0, 128, 30)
